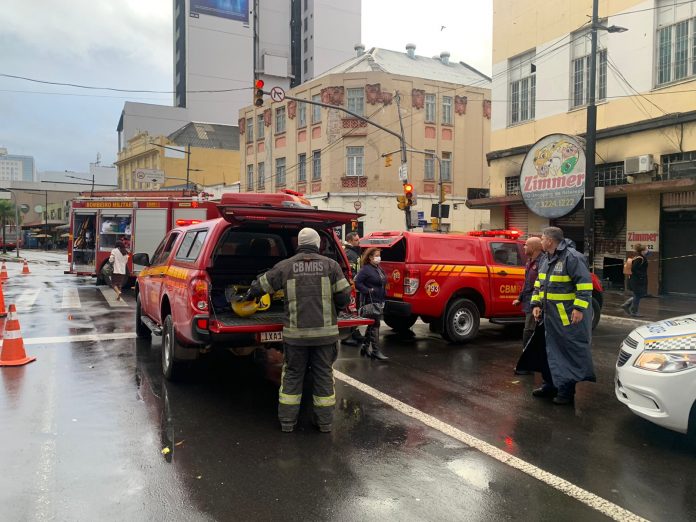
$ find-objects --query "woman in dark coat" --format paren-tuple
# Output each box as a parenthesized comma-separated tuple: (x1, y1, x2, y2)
(354, 247, 388, 361)
(623, 244, 649, 317)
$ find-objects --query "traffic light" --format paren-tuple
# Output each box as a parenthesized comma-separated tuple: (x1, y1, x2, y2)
(396, 195, 407, 210)
(254, 78, 265, 107)
(403, 183, 416, 207)
(351, 219, 358, 231)
(384, 154, 393, 167)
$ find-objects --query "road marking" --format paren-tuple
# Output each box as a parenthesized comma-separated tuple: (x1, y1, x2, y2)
(21, 332, 137, 345)
(61, 287, 81, 309)
(14, 288, 41, 311)
(98, 286, 130, 307)
(334, 370, 648, 522)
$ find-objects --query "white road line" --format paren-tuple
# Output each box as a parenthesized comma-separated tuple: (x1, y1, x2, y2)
(97, 286, 130, 307)
(61, 288, 81, 309)
(13, 288, 41, 312)
(334, 370, 648, 522)
(21, 332, 137, 345)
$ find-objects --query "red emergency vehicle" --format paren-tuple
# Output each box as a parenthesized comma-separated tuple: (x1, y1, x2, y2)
(361, 229, 603, 343)
(66, 191, 220, 284)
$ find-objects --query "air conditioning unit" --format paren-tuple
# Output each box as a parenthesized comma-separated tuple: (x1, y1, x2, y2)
(624, 155, 653, 175)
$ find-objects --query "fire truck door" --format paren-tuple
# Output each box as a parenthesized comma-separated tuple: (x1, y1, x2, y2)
(133, 209, 168, 273)
(488, 241, 526, 316)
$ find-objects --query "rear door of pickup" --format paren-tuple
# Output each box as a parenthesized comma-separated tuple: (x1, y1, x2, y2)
(360, 232, 406, 300)
(139, 231, 181, 325)
(485, 239, 527, 316)
(218, 204, 360, 229)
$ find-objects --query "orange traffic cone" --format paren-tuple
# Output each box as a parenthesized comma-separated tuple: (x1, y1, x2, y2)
(21, 260, 30, 275)
(0, 282, 6, 318)
(0, 304, 35, 366)
(0, 262, 7, 282)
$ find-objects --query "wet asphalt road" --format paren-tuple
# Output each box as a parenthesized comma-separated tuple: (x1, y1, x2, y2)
(0, 253, 694, 521)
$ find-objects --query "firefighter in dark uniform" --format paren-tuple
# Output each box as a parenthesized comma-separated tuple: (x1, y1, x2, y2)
(246, 227, 351, 432)
(530, 227, 596, 405)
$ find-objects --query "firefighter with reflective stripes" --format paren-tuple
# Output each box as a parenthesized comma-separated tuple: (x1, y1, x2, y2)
(530, 227, 596, 405)
(246, 227, 352, 432)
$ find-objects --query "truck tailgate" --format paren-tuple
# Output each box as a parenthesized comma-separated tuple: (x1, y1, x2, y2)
(209, 311, 373, 334)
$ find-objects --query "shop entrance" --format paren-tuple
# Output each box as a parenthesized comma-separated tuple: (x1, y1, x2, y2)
(661, 209, 696, 295)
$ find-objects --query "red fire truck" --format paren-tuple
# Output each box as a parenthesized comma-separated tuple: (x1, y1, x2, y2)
(66, 191, 220, 284)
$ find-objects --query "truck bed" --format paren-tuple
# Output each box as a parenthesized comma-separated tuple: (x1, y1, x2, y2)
(208, 309, 373, 334)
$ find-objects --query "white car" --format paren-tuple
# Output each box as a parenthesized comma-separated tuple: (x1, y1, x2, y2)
(615, 314, 696, 434)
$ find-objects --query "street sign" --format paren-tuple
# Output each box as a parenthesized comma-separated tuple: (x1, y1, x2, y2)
(134, 169, 164, 184)
(34, 205, 43, 213)
(270, 86, 285, 102)
(353, 200, 362, 211)
(398, 164, 408, 182)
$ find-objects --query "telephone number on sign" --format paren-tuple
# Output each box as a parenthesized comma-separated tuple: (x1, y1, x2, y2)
(536, 199, 576, 209)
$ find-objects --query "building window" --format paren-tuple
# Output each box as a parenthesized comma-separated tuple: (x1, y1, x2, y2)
(312, 94, 321, 123)
(304, 59, 308, 74)
(662, 150, 696, 180)
(276, 158, 286, 186)
(424, 150, 435, 180)
(304, 0, 308, 11)
(275, 107, 286, 133)
(594, 162, 627, 186)
(425, 94, 436, 123)
(257, 114, 264, 140)
(258, 162, 265, 189)
(441, 152, 452, 181)
(304, 38, 308, 53)
(298, 154, 307, 182)
(298, 102, 307, 128)
(246, 164, 254, 191)
(570, 22, 608, 108)
(505, 176, 521, 195)
(347, 88, 364, 116)
(346, 146, 364, 177)
(508, 50, 536, 125)
(442, 96, 453, 125)
(656, 1, 696, 86)
(312, 150, 321, 180)
(303, 17, 308, 32)
(246, 117, 253, 143)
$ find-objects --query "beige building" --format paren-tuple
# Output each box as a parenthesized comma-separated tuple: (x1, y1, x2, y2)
(469, 0, 696, 295)
(238, 45, 492, 236)
(115, 122, 241, 197)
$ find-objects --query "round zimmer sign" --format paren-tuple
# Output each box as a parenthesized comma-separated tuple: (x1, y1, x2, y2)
(520, 134, 586, 219)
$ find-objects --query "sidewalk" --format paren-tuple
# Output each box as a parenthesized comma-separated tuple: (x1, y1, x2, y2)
(602, 290, 696, 325)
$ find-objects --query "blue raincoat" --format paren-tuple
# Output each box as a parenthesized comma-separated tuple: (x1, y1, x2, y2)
(530, 239, 596, 389)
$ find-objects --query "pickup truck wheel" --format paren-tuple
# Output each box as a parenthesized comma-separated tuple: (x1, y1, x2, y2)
(444, 298, 480, 343)
(383, 314, 417, 332)
(591, 297, 601, 330)
(162, 315, 185, 381)
(135, 294, 151, 341)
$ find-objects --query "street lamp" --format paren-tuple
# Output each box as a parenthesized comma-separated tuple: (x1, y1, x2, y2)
(584, 0, 627, 267)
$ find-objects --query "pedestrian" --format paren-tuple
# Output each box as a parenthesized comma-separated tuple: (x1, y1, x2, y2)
(244, 227, 351, 433)
(342, 231, 365, 347)
(109, 240, 129, 301)
(512, 236, 543, 375)
(622, 244, 649, 317)
(354, 247, 388, 361)
(530, 227, 596, 405)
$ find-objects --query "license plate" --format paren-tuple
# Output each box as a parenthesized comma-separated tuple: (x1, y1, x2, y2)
(260, 331, 283, 343)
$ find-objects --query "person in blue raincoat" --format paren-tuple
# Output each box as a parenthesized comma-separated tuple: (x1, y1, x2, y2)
(530, 227, 595, 405)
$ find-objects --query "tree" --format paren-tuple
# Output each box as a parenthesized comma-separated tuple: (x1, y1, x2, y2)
(0, 201, 17, 254)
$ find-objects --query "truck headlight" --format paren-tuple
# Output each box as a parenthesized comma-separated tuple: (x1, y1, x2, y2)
(633, 352, 696, 372)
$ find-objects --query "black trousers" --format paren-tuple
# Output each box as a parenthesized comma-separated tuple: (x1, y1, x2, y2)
(278, 343, 338, 427)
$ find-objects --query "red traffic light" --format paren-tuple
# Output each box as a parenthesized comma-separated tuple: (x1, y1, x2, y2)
(403, 183, 414, 196)
(254, 79, 265, 89)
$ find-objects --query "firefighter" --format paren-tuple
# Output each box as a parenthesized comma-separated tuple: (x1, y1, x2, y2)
(245, 227, 352, 433)
(530, 227, 596, 405)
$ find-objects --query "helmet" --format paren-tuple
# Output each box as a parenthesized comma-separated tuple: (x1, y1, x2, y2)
(231, 293, 271, 317)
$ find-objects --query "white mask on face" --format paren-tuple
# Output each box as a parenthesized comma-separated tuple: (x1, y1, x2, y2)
(372, 256, 381, 265)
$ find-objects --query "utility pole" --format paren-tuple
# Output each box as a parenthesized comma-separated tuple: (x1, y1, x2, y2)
(395, 92, 411, 229)
(583, 0, 599, 268)
(186, 143, 191, 192)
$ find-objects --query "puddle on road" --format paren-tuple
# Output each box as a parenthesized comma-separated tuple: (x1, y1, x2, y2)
(446, 458, 491, 490)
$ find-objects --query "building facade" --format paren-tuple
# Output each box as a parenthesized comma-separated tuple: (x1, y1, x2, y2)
(470, 0, 696, 295)
(0, 149, 35, 182)
(115, 123, 240, 192)
(238, 46, 492, 236)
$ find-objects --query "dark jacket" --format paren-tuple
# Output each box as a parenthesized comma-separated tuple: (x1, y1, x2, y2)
(252, 245, 351, 346)
(345, 245, 361, 275)
(630, 254, 648, 294)
(518, 254, 542, 313)
(354, 262, 387, 305)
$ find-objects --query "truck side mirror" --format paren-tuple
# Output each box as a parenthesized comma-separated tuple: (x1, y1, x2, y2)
(132, 253, 150, 266)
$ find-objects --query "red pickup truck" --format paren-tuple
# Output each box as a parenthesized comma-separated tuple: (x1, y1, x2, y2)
(133, 192, 371, 380)
(361, 229, 603, 343)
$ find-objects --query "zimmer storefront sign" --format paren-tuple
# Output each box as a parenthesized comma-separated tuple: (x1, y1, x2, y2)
(520, 134, 586, 219)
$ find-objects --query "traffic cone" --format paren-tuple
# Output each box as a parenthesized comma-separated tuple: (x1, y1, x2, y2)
(21, 260, 30, 275)
(0, 262, 7, 282)
(0, 304, 35, 367)
(0, 282, 6, 318)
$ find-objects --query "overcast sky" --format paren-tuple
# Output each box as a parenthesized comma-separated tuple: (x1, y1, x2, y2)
(0, 0, 492, 173)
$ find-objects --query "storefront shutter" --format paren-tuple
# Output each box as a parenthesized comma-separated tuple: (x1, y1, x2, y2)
(504, 204, 528, 238)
